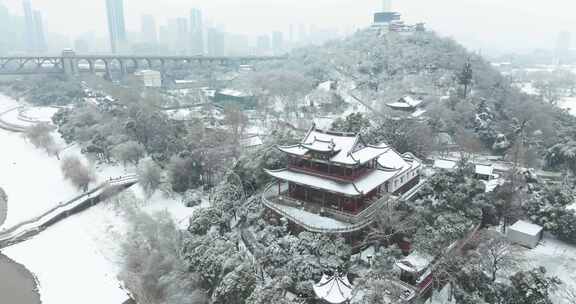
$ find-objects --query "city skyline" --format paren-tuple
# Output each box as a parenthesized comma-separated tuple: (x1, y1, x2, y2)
(1, 0, 576, 54)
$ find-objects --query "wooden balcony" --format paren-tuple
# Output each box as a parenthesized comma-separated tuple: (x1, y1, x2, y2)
(262, 182, 394, 233)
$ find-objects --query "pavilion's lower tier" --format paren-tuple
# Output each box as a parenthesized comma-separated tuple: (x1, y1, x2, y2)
(286, 183, 380, 214)
(262, 182, 392, 233)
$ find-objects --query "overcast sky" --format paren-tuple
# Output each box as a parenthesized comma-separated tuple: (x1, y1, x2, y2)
(2, 0, 575, 53)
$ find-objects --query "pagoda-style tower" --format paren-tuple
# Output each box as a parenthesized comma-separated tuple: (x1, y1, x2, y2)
(263, 125, 421, 233)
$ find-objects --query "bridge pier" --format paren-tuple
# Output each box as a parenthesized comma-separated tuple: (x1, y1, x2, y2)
(88, 59, 95, 74)
(119, 59, 127, 77)
(103, 59, 112, 80)
(61, 49, 78, 77)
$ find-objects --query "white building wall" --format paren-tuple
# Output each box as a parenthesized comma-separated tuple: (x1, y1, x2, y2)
(388, 167, 420, 193)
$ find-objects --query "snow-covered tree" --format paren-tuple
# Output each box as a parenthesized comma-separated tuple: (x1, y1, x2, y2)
(118, 207, 206, 304)
(477, 230, 518, 282)
(137, 158, 163, 198)
(24, 122, 59, 156)
(60, 156, 95, 191)
(112, 140, 146, 166)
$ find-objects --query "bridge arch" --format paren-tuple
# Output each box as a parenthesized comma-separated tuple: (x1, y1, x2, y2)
(76, 58, 94, 73)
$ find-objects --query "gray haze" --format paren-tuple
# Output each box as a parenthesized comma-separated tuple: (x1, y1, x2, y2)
(2, 0, 576, 53)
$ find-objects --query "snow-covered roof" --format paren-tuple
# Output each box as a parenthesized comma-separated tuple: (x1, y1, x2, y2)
(174, 79, 198, 84)
(218, 89, 250, 98)
(240, 136, 263, 148)
(313, 274, 353, 304)
(396, 251, 433, 274)
(134, 69, 160, 75)
(265, 167, 399, 196)
(387, 95, 423, 109)
(475, 164, 494, 176)
(386, 102, 413, 109)
(318, 81, 334, 92)
(433, 159, 457, 170)
(401, 96, 423, 107)
(411, 109, 427, 118)
(509, 220, 543, 237)
(278, 125, 391, 166)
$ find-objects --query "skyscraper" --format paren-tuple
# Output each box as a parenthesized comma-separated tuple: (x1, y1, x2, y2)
(176, 17, 189, 55)
(207, 27, 225, 56)
(555, 31, 572, 65)
(33, 10, 46, 52)
(22, 0, 36, 52)
(256, 34, 271, 55)
(272, 31, 284, 55)
(141, 14, 157, 44)
(105, 0, 127, 53)
(21, 0, 46, 53)
(190, 8, 204, 55)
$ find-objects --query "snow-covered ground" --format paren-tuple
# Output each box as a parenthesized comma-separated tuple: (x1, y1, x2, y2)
(0, 93, 20, 112)
(0, 129, 82, 229)
(0, 94, 207, 304)
(2, 202, 130, 304)
(1, 186, 208, 304)
(559, 96, 576, 116)
(516, 235, 576, 302)
(21, 106, 60, 123)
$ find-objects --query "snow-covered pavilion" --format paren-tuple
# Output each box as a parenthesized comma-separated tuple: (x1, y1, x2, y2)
(395, 251, 434, 299)
(313, 273, 353, 304)
(386, 96, 423, 111)
(263, 125, 422, 233)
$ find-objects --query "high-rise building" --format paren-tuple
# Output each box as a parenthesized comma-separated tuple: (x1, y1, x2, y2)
(556, 31, 572, 64)
(141, 15, 157, 44)
(175, 18, 189, 55)
(33, 10, 46, 52)
(256, 34, 271, 55)
(190, 8, 204, 55)
(105, 0, 127, 53)
(207, 27, 225, 56)
(21, 1, 47, 53)
(22, 0, 36, 52)
(272, 31, 284, 55)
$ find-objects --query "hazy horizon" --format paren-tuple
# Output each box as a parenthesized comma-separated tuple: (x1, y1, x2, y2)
(2, 0, 576, 54)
